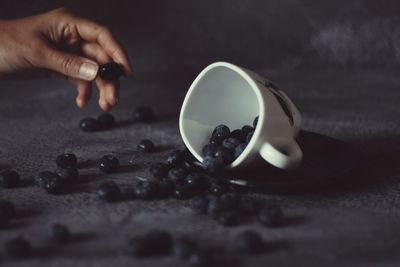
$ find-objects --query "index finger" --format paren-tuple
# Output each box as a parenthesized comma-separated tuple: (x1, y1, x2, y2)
(73, 18, 133, 75)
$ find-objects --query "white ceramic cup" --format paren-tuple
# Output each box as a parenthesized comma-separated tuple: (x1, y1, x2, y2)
(179, 62, 302, 170)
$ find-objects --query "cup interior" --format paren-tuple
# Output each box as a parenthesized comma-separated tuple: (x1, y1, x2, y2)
(180, 65, 260, 163)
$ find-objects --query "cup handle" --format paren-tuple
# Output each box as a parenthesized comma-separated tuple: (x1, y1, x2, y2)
(259, 138, 302, 169)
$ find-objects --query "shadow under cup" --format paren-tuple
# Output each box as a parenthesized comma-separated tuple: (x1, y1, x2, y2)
(179, 65, 262, 169)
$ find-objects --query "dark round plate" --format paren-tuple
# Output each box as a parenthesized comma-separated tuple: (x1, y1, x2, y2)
(226, 130, 366, 193)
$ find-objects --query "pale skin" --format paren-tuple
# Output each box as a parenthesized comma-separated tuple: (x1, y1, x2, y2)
(0, 8, 133, 111)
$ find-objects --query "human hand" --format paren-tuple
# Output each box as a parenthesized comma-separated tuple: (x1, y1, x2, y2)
(0, 8, 133, 111)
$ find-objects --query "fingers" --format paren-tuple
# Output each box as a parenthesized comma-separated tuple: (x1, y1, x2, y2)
(73, 18, 133, 75)
(39, 46, 99, 81)
(75, 79, 92, 108)
(81, 42, 119, 111)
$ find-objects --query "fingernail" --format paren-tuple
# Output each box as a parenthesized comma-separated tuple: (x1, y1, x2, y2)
(79, 62, 98, 80)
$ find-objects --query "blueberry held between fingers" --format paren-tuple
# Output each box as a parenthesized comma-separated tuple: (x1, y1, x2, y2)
(79, 118, 100, 132)
(99, 155, 120, 173)
(133, 106, 154, 122)
(97, 113, 115, 128)
(222, 138, 241, 150)
(98, 62, 123, 81)
(212, 124, 230, 139)
(0, 170, 20, 188)
(97, 181, 121, 202)
(56, 153, 77, 169)
(258, 204, 284, 227)
(149, 162, 170, 178)
(48, 223, 70, 243)
(4, 236, 31, 258)
(234, 230, 263, 254)
(137, 139, 155, 153)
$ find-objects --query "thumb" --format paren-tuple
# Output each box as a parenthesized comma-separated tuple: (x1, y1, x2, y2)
(42, 47, 99, 81)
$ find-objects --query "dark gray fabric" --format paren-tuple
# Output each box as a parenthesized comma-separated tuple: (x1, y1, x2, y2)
(1, 68, 400, 266)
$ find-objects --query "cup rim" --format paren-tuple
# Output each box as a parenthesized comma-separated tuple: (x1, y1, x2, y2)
(179, 61, 265, 169)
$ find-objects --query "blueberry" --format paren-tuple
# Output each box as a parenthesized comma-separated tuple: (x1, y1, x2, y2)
(190, 196, 209, 214)
(210, 183, 228, 196)
(56, 153, 78, 169)
(99, 155, 120, 173)
(209, 135, 223, 146)
(149, 162, 170, 179)
(4, 236, 31, 258)
(246, 131, 254, 143)
(127, 236, 151, 257)
(0, 200, 15, 227)
(212, 124, 230, 139)
(56, 167, 78, 181)
(172, 237, 197, 260)
(182, 160, 201, 173)
(97, 113, 115, 128)
(214, 147, 234, 165)
(34, 171, 58, 188)
(222, 138, 241, 150)
(144, 229, 172, 255)
(220, 192, 240, 211)
(202, 144, 217, 157)
(241, 125, 254, 135)
(173, 185, 194, 199)
(234, 143, 247, 158)
(128, 230, 172, 257)
(79, 118, 100, 132)
(44, 175, 65, 194)
(202, 156, 224, 173)
(234, 230, 263, 254)
(184, 173, 207, 191)
(217, 212, 238, 226)
(166, 150, 184, 166)
(239, 198, 260, 214)
(229, 129, 246, 143)
(97, 181, 121, 202)
(98, 62, 123, 81)
(133, 181, 159, 200)
(137, 139, 155, 153)
(48, 223, 70, 243)
(258, 205, 284, 227)
(253, 116, 259, 128)
(188, 250, 212, 267)
(133, 106, 154, 122)
(0, 170, 20, 188)
(157, 179, 174, 197)
(207, 197, 225, 218)
(167, 167, 187, 184)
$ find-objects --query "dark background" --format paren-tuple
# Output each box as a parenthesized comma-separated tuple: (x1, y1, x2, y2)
(1, 1, 400, 266)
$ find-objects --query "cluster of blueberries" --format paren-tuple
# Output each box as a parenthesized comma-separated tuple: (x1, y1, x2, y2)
(202, 117, 259, 173)
(33, 153, 120, 195)
(80, 107, 154, 132)
(126, 228, 266, 266)
(0, 221, 71, 259)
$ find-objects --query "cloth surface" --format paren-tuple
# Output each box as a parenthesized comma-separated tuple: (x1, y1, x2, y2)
(1, 67, 400, 267)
